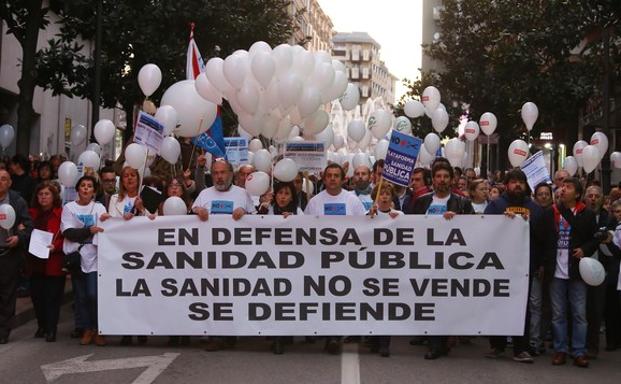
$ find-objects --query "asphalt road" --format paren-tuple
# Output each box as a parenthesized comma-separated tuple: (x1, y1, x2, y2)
(0, 304, 619, 384)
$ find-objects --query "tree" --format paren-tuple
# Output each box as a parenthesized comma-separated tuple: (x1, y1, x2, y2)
(0, 0, 80, 153)
(396, 0, 620, 169)
(36, 0, 297, 144)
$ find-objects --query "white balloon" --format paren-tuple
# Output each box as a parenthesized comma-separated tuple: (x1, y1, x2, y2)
(137, 63, 162, 97)
(563, 156, 578, 176)
(162, 196, 188, 215)
(340, 83, 360, 111)
(445, 138, 466, 167)
(86, 142, 101, 155)
(298, 86, 322, 117)
(0, 204, 15, 230)
(223, 51, 249, 89)
(0, 124, 15, 150)
(245, 171, 270, 196)
(311, 62, 335, 91)
(424, 133, 441, 155)
(125, 143, 147, 169)
(590, 132, 608, 159)
(78, 150, 100, 169)
(272, 44, 293, 76)
(253, 149, 272, 172)
(393, 116, 412, 135)
(422, 86, 441, 111)
(479, 112, 497, 136)
(581, 145, 601, 174)
(431, 108, 449, 133)
(249, 41, 272, 57)
(463, 121, 480, 142)
(195, 72, 223, 105)
(369, 110, 392, 139)
(521, 102, 538, 131)
(93, 119, 115, 146)
(352, 152, 371, 169)
(610, 152, 621, 169)
(278, 73, 303, 109)
(333, 134, 345, 150)
(375, 139, 389, 160)
(508, 139, 529, 167)
(58, 161, 79, 188)
(292, 49, 315, 78)
(273, 158, 299, 182)
(404, 100, 425, 118)
(348, 119, 366, 142)
(314, 125, 334, 149)
(324, 70, 348, 103)
(251, 51, 276, 89)
(71, 124, 87, 146)
(154, 106, 178, 137)
(573, 140, 588, 168)
(160, 136, 181, 164)
(160, 80, 218, 138)
(237, 81, 260, 114)
(418, 146, 434, 167)
(303, 110, 329, 135)
(579, 257, 605, 286)
(205, 57, 234, 95)
(248, 138, 264, 153)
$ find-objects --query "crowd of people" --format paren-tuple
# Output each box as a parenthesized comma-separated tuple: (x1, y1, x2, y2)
(0, 151, 620, 369)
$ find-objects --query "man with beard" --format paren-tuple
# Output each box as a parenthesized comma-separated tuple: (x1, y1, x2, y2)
(192, 159, 255, 221)
(191, 159, 255, 351)
(484, 169, 547, 363)
(540, 177, 597, 367)
(351, 165, 373, 211)
(407, 159, 474, 359)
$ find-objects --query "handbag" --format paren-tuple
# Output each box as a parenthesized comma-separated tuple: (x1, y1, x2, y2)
(62, 244, 84, 273)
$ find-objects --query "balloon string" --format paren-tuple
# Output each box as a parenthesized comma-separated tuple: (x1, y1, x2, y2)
(186, 117, 204, 172)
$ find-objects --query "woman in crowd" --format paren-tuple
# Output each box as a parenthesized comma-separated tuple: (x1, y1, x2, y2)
(258, 182, 302, 354)
(28, 182, 64, 342)
(108, 166, 153, 345)
(468, 179, 490, 214)
(160, 176, 192, 215)
(489, 184, 505, 201)
(61, 175, 107, 346)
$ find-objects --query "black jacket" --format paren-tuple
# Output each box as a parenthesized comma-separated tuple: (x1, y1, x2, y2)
(2, 190, 33, 256)
(407, 192, 474, 215)
(541, 202, 598, 281)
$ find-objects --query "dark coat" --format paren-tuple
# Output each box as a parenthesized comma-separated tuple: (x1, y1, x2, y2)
(541, 202, 598, 281)
(406, 192, 475, 215)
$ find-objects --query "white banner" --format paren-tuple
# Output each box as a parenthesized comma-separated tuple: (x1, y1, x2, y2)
(98, 215, 529, 336)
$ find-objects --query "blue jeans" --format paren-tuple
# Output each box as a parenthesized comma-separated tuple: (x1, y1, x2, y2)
(550, 278, 587, 356)
(71, 273, 88, 330)
(74, 272, 98, 329)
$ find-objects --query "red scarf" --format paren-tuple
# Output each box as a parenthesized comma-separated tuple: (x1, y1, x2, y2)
(552, 201, 586, 232)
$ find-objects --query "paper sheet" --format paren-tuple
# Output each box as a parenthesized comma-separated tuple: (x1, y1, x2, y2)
(28, 229, 54, 259)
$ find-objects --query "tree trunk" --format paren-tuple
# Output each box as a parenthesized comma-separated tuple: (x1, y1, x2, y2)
(16, 0, 44, 155)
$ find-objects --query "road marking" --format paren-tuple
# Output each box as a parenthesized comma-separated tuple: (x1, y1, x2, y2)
(341, 343, 360, 384)
(40, 352, 180, 383)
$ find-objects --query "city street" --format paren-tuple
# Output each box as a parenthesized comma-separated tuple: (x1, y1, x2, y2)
(1, 304, 619, 384)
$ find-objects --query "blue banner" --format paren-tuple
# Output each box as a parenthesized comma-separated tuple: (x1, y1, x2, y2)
(382, 130, 422, 187)
(191, 111, 226, 158)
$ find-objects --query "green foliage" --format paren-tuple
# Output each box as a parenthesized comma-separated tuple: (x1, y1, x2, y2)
(396, 0, 619, 143)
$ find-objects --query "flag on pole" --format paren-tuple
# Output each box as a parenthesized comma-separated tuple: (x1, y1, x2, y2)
(186, 22, 205, 80)
(186, 22, 225, 158)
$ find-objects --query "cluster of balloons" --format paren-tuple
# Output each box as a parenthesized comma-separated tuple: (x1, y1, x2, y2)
(563, 131, 614, 175)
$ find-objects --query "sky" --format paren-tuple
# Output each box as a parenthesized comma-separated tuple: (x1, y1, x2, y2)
(317, 0, 423, 102)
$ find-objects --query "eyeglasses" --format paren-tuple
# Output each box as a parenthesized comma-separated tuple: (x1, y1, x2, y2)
(102, 179, 116, 183)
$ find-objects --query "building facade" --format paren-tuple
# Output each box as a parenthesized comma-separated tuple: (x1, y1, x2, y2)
(289, 0, 334, 52)
(0, 11, 120, 159)
(331, 32, 397, 106)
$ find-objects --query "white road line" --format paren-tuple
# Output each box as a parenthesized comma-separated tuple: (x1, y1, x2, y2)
(341, 343, 360, 384)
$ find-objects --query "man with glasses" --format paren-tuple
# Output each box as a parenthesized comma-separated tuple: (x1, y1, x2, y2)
(98, 167, 117, 209)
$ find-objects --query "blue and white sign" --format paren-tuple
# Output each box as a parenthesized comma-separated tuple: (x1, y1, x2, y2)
(520, 151, 551, 191)
(382, 131, 422, 187)
(134, 112, 164, 153)
(224, 137, 249, 168)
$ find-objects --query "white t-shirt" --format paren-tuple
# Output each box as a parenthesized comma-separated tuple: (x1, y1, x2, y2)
(426, 195, 450, 215)
(372, 208, 404, 218)
(351, 191, 374, 211)
(61, 200, 107, 273)
(554, 213, 573, 279)
(192, 185, 256, 215)
(108, 194, 137, 217)
(304, 189, 366, 216)
(472, 201, 488, 214)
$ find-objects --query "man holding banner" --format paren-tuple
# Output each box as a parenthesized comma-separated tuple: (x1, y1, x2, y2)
(304, 163, 365, 354)
(408, 159, 474, 360)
